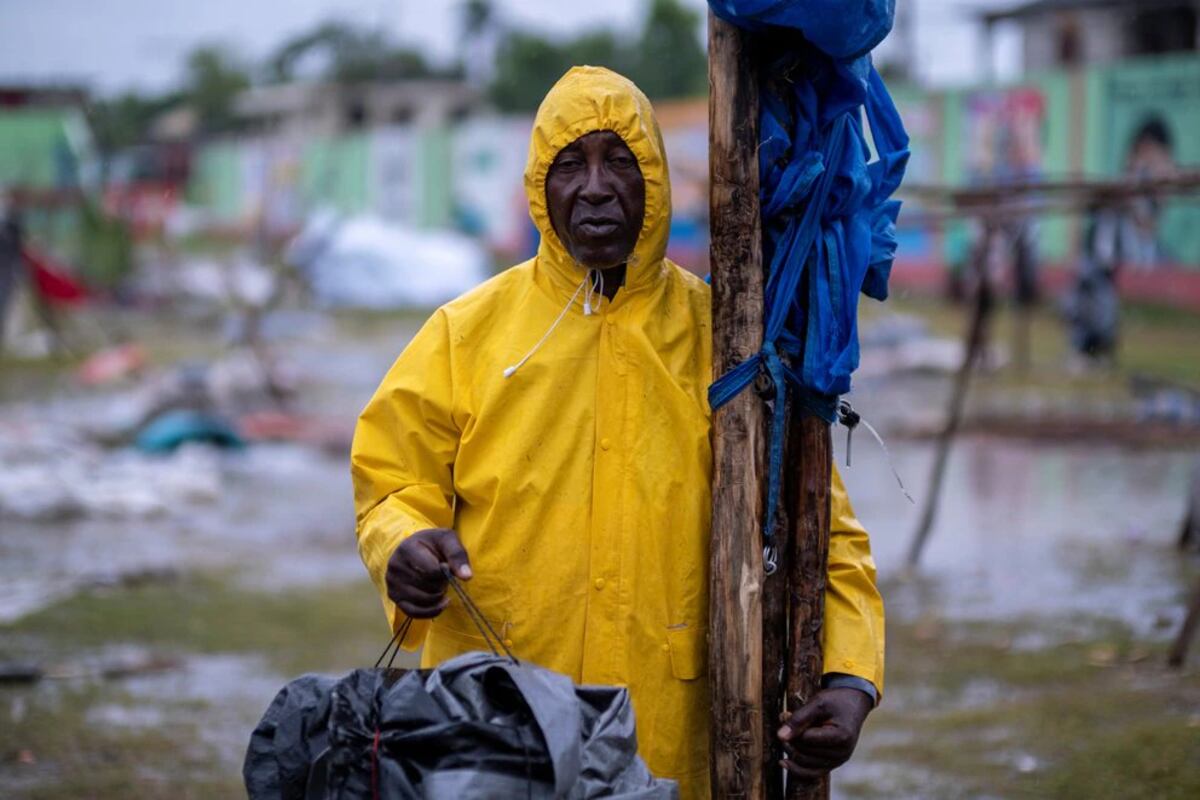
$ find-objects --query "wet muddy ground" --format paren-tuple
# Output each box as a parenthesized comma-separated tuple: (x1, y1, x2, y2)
(2, 303, 1198, 798)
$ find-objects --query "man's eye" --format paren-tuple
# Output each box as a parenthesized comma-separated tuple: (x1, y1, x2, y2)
(555, 158, 584, 171)
(611, 156, 636, 168)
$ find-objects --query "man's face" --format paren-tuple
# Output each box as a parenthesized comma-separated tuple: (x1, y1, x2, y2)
(545, 130, 646, 270)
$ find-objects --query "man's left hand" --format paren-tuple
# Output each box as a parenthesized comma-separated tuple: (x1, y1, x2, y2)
(776, 687, 873, 779)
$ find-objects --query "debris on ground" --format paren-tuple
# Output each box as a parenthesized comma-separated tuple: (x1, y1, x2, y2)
(237, 410, 353, 454)
(2, 651, 184, 685)
(857, 312, 1008, 378)
(134, 409, 245, 453)
(76, 343, 149, 387)
(0, 425, 222, 520)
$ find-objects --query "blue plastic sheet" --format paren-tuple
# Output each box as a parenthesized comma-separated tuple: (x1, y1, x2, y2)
(706, 1, 910, 555)
(708, 0, 896, 60)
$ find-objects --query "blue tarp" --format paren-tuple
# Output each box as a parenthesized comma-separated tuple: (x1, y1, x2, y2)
(708, 0, 896, 60)
(706, 0, 910, 558)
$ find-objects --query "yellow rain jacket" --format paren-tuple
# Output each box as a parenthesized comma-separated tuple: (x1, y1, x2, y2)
(352, 66, 884, 798)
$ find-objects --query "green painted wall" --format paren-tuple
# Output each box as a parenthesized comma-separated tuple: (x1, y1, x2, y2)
(300, 133, 369, 215)
(188, 141, 244, 218)
(415, 125, 452, 228)
(0, 109, 82, 188)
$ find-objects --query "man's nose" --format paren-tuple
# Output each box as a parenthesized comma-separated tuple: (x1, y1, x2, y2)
(579, 164, 615, 205)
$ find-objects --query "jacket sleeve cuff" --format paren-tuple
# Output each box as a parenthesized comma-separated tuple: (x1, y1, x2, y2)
(357, 499, 437, 651)
(822, 672, 879, 706)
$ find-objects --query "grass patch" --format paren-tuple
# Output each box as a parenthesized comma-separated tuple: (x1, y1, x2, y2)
(846, 615, 1200, 799)
(872, 295, 1200, 388)
(0, 572, 416, 798)
(0, 682, 245, 800)
(0, 572, 405, 677)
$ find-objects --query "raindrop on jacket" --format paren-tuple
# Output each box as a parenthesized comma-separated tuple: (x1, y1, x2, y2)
(351, 65, 884, 798)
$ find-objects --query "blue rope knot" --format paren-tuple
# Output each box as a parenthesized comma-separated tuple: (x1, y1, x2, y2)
(761, 340, 787, 568)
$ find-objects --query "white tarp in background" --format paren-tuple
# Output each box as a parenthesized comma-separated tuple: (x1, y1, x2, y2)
(287, 210, 489, 309)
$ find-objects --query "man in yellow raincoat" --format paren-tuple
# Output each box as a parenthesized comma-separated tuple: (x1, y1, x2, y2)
(352, 66, 884, 798)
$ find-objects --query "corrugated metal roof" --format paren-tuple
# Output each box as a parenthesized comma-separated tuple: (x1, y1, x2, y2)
(982, 0, 1197, 24)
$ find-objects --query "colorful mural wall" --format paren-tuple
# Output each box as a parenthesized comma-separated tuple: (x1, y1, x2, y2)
(1085, 55, 1200, 267)
(186, 53, 1200, 274)
(907, 53, 1200, 271)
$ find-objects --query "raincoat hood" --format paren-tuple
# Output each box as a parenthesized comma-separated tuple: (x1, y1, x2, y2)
(524, 66, 672, 294)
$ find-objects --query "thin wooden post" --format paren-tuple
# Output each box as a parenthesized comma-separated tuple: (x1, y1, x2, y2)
(907, 225, 997, 568)
(708, 10, 767, 799)
(1168, 576, 1200, 668)
(1178, 460, 1199, 551)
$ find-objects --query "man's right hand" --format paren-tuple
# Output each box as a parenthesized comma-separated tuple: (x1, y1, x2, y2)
(385, 528, 472, 618)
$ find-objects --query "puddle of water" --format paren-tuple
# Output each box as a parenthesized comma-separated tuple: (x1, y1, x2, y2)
(4, 307, 1197, 797)
(837, 433, 1195, 637)
(0, 441, 367, 621)
(119, 652, 287, 766)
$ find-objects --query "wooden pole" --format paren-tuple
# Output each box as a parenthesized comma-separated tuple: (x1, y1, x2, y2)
(762, 495, 789, 800)
(708, 10, 768, 799)
(907, 225, 996, 568)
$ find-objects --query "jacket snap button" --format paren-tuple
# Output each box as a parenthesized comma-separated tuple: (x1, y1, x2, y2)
(661, 643, 670, 652)
(600, 438, 612, 451)
(594, 578, 606, 590)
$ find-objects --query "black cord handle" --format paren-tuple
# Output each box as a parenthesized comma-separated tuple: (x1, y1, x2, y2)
(440, 564, 518, 664)
(374, 615, 414, 669)
(374, 566, 518, 668)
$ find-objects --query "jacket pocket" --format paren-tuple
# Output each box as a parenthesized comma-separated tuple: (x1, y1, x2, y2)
(426, 622, 493, 666)
(666, 626, 707, 681)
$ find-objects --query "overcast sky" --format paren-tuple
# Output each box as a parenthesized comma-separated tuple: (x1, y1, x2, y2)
(0, 0, 1020, 96)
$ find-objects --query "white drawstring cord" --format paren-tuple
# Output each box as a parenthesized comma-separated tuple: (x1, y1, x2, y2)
(858, 415, 915, 504)
(582, 268, 603, 316)
(503, 273, 591, 379)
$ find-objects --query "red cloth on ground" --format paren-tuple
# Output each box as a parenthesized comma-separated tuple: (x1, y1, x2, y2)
(23, 246, 88, 305)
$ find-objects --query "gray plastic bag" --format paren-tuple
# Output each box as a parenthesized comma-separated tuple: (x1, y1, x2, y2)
(244, 651, 677, 799)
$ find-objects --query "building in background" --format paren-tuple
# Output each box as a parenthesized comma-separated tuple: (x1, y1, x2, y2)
(232, 80, 478, 139)
(188, 78, 482, 242)
(0, 85, 129, 288)
(0, 85, 94, 194)
(981, 0, 1199, 73)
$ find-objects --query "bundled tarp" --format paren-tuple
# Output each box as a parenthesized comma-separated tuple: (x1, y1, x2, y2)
(244, 651, 676, 799)
(708, 0, 895, 60)
(705, 0, 910, 553)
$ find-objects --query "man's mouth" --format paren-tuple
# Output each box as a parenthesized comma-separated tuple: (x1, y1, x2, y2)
(575, 217, 621, 238)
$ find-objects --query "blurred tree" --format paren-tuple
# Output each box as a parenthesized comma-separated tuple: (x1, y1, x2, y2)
(267, 21, 439, 85)
(490, 30, 628, 111)
(90, 92, 180, 154)
(183, 46, 250, 134)
(460, 0, 500, 86)
(487, 0, 705, 111)
(629, 0, 707, 100)
(462, 0, 494, 38)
